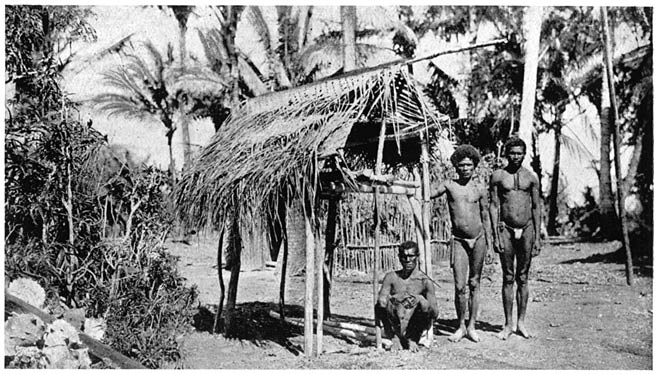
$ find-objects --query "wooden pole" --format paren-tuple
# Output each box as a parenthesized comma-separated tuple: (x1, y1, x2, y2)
(303, 199, 316, 357)
(316, 220, 324, 357)
(213, 225, 226, 334)
(278, 230, 288, 322)
(419, 131, 434, 345)
(411, 168, 427, 271)
(601, 7, 633, 286)
(371, 118, 388, 350)
(323, 198, 338, 318)
(225, 211, 242, 336)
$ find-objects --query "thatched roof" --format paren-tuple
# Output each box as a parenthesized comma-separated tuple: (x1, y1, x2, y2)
(175, 63, 450, 229)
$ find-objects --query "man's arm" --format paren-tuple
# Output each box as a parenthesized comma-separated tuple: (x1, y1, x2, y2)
(479, 188, 493, 252)
(530, 172, 542, 256)
(430, 181, 448, 200)
(377, 273, 393, 308)
(421, 278, 439, 318)
(489, 172, 502, 253)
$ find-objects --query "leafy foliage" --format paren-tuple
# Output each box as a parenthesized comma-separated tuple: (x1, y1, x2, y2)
(6, 5, 198, 368)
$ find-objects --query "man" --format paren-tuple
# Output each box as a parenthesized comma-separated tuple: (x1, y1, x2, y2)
(431, 144, 492, 343)
(376, 241, 438, 352)
(489, 137, 542, 340)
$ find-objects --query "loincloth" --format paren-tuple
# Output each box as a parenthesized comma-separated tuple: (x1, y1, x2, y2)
(450, 229, 484, 266)
(499, 221, 533, 240)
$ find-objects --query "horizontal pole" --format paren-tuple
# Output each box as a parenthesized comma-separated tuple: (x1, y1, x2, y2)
(322, 182, 417, 196)
(269, 311, 392, 348)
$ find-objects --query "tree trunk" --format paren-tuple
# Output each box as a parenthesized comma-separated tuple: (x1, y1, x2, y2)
(547, 124, 561, 236)
(172, 6, 193, 168)
(224, 212, 242, 336)
(518, 6, 543, 161)
(167, 131, 176, 182)
(598, 59, 618, 239)
(601, 6, 633, 286)
(340, 6, 357, 72)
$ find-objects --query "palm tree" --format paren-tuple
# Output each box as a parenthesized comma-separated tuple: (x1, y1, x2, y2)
(169, 6, 195, 169)
(90, 41, 229, 181)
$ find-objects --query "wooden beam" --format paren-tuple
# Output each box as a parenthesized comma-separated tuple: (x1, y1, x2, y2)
(321, 182, 418, 197)
(303, 201, 315, 357)
(213, 225, 226, 334)
(315, 221, 325, 357)
(323, 199, 339, 319)
(419, 131, 434, 346)
(269, 311, 392, 348)
(5, 293, 145, 369)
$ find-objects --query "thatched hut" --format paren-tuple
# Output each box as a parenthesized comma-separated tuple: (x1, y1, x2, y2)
(175, 61, 453, 355)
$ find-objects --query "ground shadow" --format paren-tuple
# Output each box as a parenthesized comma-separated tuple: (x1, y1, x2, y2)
(559, 245, 652, 277)
(434, 318, 501, 336)
(192, 302, 386, 354)
(192, 302, 306, 355)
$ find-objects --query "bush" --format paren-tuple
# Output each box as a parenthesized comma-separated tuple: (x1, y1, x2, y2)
(91, 246, 198, 369)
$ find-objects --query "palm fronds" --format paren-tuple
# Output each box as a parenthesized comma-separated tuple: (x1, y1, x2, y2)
(175, 64, 449, 230)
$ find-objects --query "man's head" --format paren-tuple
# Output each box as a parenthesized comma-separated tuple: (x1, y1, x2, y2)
(450, 145, 480, 180)
(398, 241, 420, 272)
(504, 137, 526, 168)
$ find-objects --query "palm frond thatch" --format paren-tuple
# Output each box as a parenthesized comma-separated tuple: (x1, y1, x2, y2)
(175, 64, 448, 230)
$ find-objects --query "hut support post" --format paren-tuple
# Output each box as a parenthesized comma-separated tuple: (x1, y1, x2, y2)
(419, 131, 434, 346)
(323, 198, 339, 319)
(371, 118, 388, 350)
(372, 188, 383, 349)
(225, 217, 242, 336)
(316, 222, 325, 357)
(278, 237, 288, 322)
(411, 168, 427, 271)
(213, 225, 226, 334)
(303, 202, 316, 357)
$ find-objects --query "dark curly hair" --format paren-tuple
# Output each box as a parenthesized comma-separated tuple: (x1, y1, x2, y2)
(504, 137, 527, 153)
(450, 144, 481, 167)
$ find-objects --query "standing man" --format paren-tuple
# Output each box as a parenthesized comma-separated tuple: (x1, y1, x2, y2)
(431, 145, 492, 343)
(489, 137, 542, 340)
(376, 241, 438, 352)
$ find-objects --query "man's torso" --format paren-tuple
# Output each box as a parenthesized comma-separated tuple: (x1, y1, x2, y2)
(446, 180, 484, 238)
(493, 167, 534, 228)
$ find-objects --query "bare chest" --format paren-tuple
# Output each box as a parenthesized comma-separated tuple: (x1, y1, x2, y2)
(391, 275, 425, 296)
(497, 171, 533, 193)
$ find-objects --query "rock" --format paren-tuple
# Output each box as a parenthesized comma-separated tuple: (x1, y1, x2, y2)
(84, 317, 107, 340)
(44, 319, 80, 348)
(63, 308, 86, 330)
(5, 313, 46, 353)
(8, 278, 46, 309)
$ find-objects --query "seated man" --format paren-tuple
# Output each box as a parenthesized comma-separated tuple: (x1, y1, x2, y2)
(376, 241, 438, 352)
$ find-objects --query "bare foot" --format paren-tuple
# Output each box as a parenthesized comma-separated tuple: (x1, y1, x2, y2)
(467, 326, 481, 342)
(448, 327, 467, 343)
(497, 325, 514, 340)
(391, 336, 402, 352)
(408, 341, 419, 353)
(517, 322, 531, 339)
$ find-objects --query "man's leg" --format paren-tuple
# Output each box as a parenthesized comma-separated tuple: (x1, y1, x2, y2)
(405, 306, 433, 352)
(466, 235, 486, 342)
(515, 224, 535, 338)
(375, 303, 395, 339)
(449, 239, 469, 342)
(497, 227, 515, 340)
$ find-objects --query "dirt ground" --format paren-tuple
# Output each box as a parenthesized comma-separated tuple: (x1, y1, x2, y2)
(167, 236, 652, 370)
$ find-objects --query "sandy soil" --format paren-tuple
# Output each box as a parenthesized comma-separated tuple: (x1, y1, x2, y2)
(167, 236, 652, 370)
